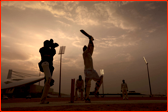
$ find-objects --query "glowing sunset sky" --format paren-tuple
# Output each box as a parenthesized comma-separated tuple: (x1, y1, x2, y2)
(1, 1, 167, 95)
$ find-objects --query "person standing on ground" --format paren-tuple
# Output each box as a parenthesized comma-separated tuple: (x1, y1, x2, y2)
(75, 75, 84, 101)
(121, 79, 128, 100)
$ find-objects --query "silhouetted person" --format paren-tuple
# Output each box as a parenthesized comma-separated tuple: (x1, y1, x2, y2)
(83, 35, 103, 103)
(75, 75, 84, 101)
(121, 80, 128, 100)
(38, 39, 59, 104)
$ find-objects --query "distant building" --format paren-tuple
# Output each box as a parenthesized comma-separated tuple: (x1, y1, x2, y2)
(128, 91, 141, 95)
(129, 91, 136, 93)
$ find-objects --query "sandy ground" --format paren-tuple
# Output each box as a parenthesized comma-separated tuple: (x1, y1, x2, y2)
(1, 97, 167, 111)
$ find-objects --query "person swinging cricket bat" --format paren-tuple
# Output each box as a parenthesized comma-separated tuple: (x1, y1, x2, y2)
(81, 29, 103, 103)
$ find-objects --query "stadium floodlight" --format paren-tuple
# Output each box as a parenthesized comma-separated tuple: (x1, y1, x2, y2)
(58, 46, 66, 97)
(100, 69, 104, 97)
(59, 46, 66, 54)
(143, 57, 148, 64)
(100, 69, 104, 75)
(143, 57, 152, 97)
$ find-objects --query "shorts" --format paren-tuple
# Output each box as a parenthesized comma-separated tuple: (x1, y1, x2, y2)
(122, 89, 128, 92)
(76, 87, 84, 92)
(84, 69, 100, 81)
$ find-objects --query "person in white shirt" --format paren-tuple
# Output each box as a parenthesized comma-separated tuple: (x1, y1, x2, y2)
(83, 36, 103, 103)
(75, 75, 84, 101)
(121, 80, 128, 100)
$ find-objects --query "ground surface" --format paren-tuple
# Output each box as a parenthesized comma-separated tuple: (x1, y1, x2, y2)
(1, 97, 167, 111)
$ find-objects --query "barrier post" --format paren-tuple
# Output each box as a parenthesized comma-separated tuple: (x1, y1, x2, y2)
(70, 79, 75, 103)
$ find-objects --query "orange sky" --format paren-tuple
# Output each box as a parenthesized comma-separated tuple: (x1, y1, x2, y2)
(1, 1, 167, 95)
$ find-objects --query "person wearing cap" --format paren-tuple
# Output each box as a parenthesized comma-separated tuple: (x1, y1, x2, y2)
(39, 39, 59, 104)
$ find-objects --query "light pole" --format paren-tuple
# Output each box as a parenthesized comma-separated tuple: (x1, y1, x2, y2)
(100, 69, 104, 97)
(58, 46, 66, 97)
(143, 57, 152, 97)
(39, 72, 41, 86)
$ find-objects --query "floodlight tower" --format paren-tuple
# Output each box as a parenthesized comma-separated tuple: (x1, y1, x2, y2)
(143, 57, 152, 97)
(100, 69, 104, 97)
(58, 46, 66, 97)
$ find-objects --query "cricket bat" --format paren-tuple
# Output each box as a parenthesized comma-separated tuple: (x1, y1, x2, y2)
(80, 29, 94, 40)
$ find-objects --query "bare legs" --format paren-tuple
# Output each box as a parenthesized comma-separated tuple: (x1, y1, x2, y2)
(122, 90, 128, 100)
(40, 62, 51, 104)
(75, 88, 84, 100)
(85, 75, 103, 102)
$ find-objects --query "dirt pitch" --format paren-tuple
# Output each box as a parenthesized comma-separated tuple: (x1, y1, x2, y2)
(1, 97, 167, 111)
